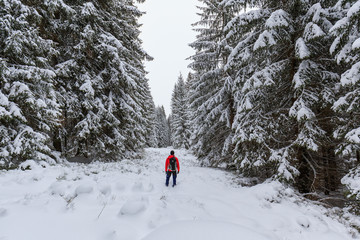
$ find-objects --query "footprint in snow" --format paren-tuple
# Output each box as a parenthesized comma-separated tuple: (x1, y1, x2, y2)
(49, 181, 68, 196)
(132, 182, 154, 192)
(115, 182, 126, 192)
(132, 182, 144, 192)
(98, 183, 112, 196)
(296, 216, 311, 228)
(0, 208, 7, 217)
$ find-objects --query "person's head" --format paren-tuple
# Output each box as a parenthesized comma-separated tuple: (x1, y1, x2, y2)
(170, 150, 174, 156)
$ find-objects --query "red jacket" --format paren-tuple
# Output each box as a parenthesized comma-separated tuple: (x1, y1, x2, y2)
(165, 155, 180, 172)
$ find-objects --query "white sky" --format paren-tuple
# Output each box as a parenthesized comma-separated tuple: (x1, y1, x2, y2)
(137, 0, 199, 116)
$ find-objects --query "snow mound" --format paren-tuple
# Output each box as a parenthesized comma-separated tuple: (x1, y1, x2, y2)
(142, 220, 274, 240)
(296, 216, 311, 228)
(19, 160, 40, 170)
(98, 183, 112, 196)
(75, 183, 93, 195)
(19, 160, 50, 170)
(119, 198, 148, 216)
(49, 181, 67, 196)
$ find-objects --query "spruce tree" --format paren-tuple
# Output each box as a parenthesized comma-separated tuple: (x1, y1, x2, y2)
(188, 0, 237, 165)
(48, 0, 153, 160)
(226, 3, 298, 180)
(220, 0, 340, 192)
(331, 0, 360, 161)
(290, 1, 340, 193)
(154, 106, 171, 148)
(331, 0, 360, 198)
(144, 92, 157, 148)
(0, 0, 61, 167)
(170, 74, 191, 149)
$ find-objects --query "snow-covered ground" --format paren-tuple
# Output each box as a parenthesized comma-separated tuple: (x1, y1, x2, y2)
(0, 148, 358, 240)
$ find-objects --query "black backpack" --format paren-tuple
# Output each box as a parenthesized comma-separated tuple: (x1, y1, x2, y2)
(169, 157, 176, 171)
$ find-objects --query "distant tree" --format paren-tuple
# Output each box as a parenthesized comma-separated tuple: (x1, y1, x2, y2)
(170, 73, 191, 149)
(144, 92, 157, 148)
(154, 106, 171, 147)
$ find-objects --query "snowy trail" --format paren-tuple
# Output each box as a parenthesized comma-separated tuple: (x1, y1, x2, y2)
(0, 148, 358, 240)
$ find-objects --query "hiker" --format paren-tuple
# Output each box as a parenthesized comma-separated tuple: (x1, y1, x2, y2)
(165, 150, 180, 187)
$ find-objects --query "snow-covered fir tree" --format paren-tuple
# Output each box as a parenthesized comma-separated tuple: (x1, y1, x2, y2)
(188, 0, 238, 165)
(0, 0, 155, 165)
(289, 1, 340, 193)
(143, 91, 158, 148)
(225, 1, 298, 181)
(0, 0, 62, 168)
(331, 0, 360, 199)
(170, 73, 191, 149)
(226, 0, 341, 192)
(49, 0, 154, 160)
(154, 106, 171, 148)
(331, 0, 360, 161)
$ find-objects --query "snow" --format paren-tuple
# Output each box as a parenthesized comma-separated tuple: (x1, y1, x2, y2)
(295, 37, 310, 59)
(0, 148, 358, 240)
(0, 208, 7, 217)
(225, 9, 266, 31)
(119, 197, 148, 216)
(143, 220, 273, 240)
(309, 3, 323, 23)
(265, 9, 290, 28)
(347, 0, 360, 18)
(75, 183, 94, 195)
(333, 96, 348, 110)
(304, 22, 325, 41)
(330, 36, 341, 55)
(330, 17, 349, 34)
(36, 99, 47, 108)
(340, 61, 360, 86)
(297, 107, 314, 120)
(254, 30, 276, 50)
(19, 160, 41, 170)
(0, 92, 9, 106)
(345, 127, 360, 143)
(342, 166, 360, 200)
(9, 81, 31, 97)
(81, 2, 97, 16)
(352, 37, 360, 50)
(79, 77, 95, 98)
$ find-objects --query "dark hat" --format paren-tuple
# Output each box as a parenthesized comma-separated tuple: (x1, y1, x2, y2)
(170, 150, 174, 155)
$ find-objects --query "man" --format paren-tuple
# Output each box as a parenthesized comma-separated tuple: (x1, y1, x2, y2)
(165, 150, 180, 187)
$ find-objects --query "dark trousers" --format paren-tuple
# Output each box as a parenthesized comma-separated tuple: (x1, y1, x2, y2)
(165, 171, 177, 186)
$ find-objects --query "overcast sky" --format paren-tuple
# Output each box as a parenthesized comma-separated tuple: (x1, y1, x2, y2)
(137, 0, 199, 116)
